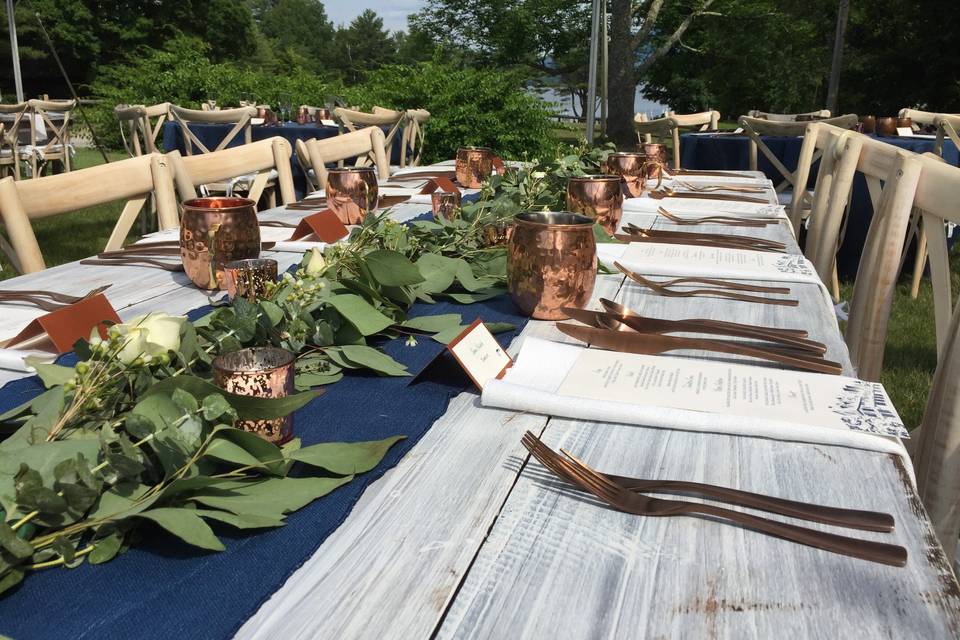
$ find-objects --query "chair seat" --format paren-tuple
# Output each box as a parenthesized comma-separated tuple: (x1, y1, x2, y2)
(19, 144, 72, 159)
(777, 189, 814, 206)
(201, 169, 280, 197)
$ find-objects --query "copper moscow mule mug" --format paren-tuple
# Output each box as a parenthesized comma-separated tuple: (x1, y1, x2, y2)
(507, 212, 597, 320)
(565, 175, 624, 235)
(638, 142, 668, 181)
(455, 146, 494, 188)
(326, 167, 379, 225)
(296, 106, 309, 125)
(897, 116, 913, 132)
(315, 107, 332, 123)
(180, 197, 261, 290)
(212, 347, 296, 444)
(603, 151, 647, 197)
(875, 117, 898, 136)
(859, 115, 876, 134)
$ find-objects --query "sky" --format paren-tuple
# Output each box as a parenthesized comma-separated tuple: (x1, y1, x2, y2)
(325, 0, 427, 32)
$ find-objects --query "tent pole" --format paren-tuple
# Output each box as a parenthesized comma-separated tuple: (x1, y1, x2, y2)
(7, 0, 24, 102)
(585, 0, 600, 144)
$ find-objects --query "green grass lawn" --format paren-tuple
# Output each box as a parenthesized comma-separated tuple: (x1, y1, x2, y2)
(0, 148, 949, 431)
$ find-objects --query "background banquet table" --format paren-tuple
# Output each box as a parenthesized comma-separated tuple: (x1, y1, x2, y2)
(679, 132, 960, 276)
(161, 121, 406, 197)
(0, 170, 958, 638)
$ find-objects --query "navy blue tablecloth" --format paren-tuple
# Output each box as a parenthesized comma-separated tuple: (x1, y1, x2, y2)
(679, 133, 960, 276)
(0, 291, 528, 640)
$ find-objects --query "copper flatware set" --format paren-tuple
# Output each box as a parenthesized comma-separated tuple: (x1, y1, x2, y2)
(656, 207, 780, 227)
(521, 432, 906, 566)
(0, 285, 112, 311)
(617, 223, 786, 253)
(614, 262, 799, 306)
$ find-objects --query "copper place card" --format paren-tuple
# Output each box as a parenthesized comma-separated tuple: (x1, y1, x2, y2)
(492, 156, 506, 173)
(289, 209, 350, 242)
(419, 177, 459, 194)
(446, 318, 512, 390)
(6, 293, 121, 353)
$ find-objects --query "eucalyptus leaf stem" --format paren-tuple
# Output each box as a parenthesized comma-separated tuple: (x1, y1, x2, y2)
(28, 544, 94, 570)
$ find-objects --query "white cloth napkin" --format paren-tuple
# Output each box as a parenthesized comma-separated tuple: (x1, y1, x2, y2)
(664, 175, 772, 187)
(271, 241, 327, 253)
(482, 337, 913, 483)
(0, 348, 56, 373)
(623, 196, 787, 219)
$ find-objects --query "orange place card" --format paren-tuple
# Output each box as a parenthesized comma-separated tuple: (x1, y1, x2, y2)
(288, 209, 350, 242)
(446, 318, 513, 391)
(492, 155, 506, 173)
(6, 293, 121, 354)
(419, 177, 459, 194)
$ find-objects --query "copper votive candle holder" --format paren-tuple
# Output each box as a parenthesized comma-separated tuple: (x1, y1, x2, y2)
(603, 152, 647, 197)
(212, 347, 296, 444)
(455, 146, 494, 188)
(223, 258, 278, 300)
(638, 142, 668, 181)
(326, 167, 379, 225)
(565, 175, 625, 235)
(431, 191, 462, 220)
(481, 220, 515, 247)
(507, 211, 597, 320)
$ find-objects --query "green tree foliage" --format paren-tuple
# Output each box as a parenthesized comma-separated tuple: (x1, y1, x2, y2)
(329, 9, 397, 84)
(254, 0, 336, 74)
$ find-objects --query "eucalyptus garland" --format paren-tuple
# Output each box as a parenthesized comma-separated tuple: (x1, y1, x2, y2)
(0, 144, 610, 595)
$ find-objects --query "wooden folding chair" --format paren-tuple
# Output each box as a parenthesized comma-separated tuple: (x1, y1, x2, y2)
(633, 111, 720, 169)
(904, 154, 960, 564)
(22, 99, 76, 178)
(169, 105, 256, 156)
(0, 102, 27, 180)
(901, 113, 960, 299)
(739, 114, 858, 221)
(294, 127, 389, 190)
(166, 137, 295, 210)
(334, 107, 404, 167)
(746, 109, 832, 122)
(114, 102, 171, 157)
(0, 153, 178, 273)
(398, 108, 430, 168)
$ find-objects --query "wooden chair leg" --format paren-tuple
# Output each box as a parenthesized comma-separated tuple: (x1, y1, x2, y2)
(831, 262, 841, 303)
(911, 226, 928, 299)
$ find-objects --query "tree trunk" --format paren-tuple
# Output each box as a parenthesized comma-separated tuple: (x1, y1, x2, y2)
(606, 0, 637, 146)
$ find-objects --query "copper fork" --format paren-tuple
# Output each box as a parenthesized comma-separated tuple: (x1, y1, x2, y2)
(648, 188, 768, 204)
(614, 261, 791, 294)
(656, 207, 780, 227)
(671, 178, 766, 194)
(521, 432, 894, 532)
(522, 433, 907, 566)
(614, 262, 798, 306)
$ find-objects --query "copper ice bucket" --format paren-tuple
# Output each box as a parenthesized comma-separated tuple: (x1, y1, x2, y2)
(326, 167, 379, 225)
(455, 146, 494, 188)
(180, 197, 261, 290)
(603, 151, 647, 197)
(565, 175, 624, 235)
(507, 211, 597, 320)
(212, 347, 295, 444)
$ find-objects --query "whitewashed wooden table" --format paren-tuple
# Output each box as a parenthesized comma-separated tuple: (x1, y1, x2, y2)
(0, 169, 958, 639)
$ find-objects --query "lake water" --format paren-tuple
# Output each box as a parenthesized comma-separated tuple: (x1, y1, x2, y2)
(532, 87, 669, 119)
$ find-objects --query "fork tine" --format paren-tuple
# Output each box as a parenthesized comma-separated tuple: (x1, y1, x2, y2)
(523, 433, 617, 500)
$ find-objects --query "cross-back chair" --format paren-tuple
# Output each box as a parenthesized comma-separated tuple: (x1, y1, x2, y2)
(398, 108, 430, 168)
(166, 137, 295, 209)
(169, 105, 256, 156)
(901, 153, 960, 565)
(633, 110, 720, 169)
(0, 102, 28, 180)
(899, 113, 960, 299)
(22, 99, 76, 178)
(739, 114, 858, 216)
(114, 102, 171, 157)
(334, 107, 404, 167)
(0, 152, 178, 273)
(746, 109, 832, 122)
(294, 126, 389, 191)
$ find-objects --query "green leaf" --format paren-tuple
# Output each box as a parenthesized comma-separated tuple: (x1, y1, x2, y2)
(50, 536, 76, 564)
(483, 322, 516, 334)
(339, 345, 409, 376)
(204, 428, 284, 474)
(415, 253, 458, 293)
(0, 568, 23, 595)
(288, 435, 405, 475)
(172, 388, 199, 413)
(201, 394, 235, 422)
(124, 413, 156, 440)
(88, 532, 123, 565)
(326, 294, 395, 336)
(142, 376, 319, 421)
(259, 300, 285, 326)
(193, 509, 286, 530)
(294, 371, 343, 390)
(135, 508, 225, 551)
(203, 438, 262, 468)
(398, 314, 463, 333)
(431, 325, 470, 344)
(191, 475, 353, 516)
(0, 523, 33, 559)
(26, 361, 75, 389)
(363, 249, 425, 286)
(444, 288, 506, 304)
(592, 222, 617, 244)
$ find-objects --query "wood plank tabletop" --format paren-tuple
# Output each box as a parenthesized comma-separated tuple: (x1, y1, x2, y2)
(0, 168, 957, 639)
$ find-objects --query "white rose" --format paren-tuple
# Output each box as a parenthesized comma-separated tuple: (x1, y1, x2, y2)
(305, 247, 326, 276)
(115, 312, 187, 363)
(531, 171, 546, 179)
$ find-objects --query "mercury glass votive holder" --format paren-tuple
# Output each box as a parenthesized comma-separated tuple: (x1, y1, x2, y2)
(212, 347, 295, 444)
(431, 191, 462, 220)
(223, 258, 278, 301)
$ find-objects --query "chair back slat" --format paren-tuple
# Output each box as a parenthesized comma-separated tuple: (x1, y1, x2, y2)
(169, 105, 255, 155)
(334, 107, 404, 167)
(633, 110, 720, 169)
(296, 127, 389, 190)
(746, 109, 832, 122)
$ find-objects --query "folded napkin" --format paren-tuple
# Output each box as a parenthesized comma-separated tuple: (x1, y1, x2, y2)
(270, 241, 327, 253)
(624, 196, 787, 219)
(664, 175, 772, 187)
(482, 337, 913, 483)
(0, 347, 56, 373)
